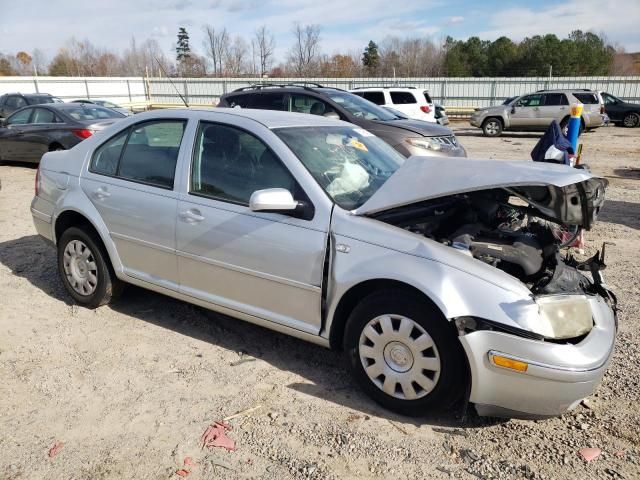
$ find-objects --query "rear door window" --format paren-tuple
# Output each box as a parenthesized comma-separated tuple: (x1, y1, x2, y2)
(90, 120, 186, 189)
(361, 91, 385, 105)
(573, 93, 599, 104)
(543, 93, 569, 106)
(249, 93, 286, 110)
(6, 96, 27, 110)
(390, 91, 417, 104)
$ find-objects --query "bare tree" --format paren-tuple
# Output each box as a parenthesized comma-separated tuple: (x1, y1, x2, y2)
(203, 25, 229, 76)
(253, 25, 275, 77)
(225, 36, 248, 76)
(288, 23, 321, 76)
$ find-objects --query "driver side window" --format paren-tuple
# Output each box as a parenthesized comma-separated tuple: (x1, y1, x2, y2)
(516, 94, 542, 107)
(7, 108, 32, 125)
(190, 122, 300, 206)
(289, 94, 338, 118)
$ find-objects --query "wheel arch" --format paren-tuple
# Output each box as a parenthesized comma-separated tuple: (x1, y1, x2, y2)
(53, 208, 123, 275)
(328, 278, 450, 351)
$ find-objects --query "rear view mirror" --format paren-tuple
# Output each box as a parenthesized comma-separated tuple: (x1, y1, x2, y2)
(323, 111, 340, 120)
(250, 188, 298, 212)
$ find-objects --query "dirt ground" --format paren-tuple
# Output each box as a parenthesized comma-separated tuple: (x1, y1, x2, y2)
(0, 122, 639, 480)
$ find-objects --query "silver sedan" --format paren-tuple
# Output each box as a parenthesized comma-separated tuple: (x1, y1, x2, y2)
(31, 108, 617, 418)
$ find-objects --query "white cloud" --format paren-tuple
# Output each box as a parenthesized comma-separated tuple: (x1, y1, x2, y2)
(479, 0, 640, 50)
(448, 16, 464, 24)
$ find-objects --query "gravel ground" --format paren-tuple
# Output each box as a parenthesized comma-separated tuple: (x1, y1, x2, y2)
(0, 122, 639, 480)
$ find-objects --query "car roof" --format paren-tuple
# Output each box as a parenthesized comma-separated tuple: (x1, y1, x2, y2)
(4, 92, 53, 97)
(132, 107, 354, 129)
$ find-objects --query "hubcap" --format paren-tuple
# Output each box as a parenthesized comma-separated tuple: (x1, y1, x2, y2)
(63, 240, 98, 296)
(485, 121, 499, 135)
(359, 314, 441, 401)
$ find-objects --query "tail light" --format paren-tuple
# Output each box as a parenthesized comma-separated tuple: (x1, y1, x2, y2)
(600, 105, 605, 114)
(35, 165, 40, 196)
(71, 129, 94, 139)
(420, 105, 431, 114)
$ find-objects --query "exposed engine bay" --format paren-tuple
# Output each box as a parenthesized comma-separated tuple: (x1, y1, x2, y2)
(372, 185, 614, 301)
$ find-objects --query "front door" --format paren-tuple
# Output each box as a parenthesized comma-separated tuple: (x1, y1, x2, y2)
(509, 94, 544, 127)
(176, 121, 328, 334)
(0, 107, 34, 161)
(81, 119, 188, 290)
(537, 93, 569, 125)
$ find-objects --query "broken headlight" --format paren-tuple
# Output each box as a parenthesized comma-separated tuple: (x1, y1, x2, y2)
(535, 295, 593, 339)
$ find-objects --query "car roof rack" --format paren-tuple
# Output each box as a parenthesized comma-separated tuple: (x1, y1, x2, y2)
(232, 82, 325, 93)
(351, 86, 417, 90)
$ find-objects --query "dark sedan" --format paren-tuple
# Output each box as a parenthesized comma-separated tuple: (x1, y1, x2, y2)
(0, 103, 125, 163)
(601, 91, 640, 128)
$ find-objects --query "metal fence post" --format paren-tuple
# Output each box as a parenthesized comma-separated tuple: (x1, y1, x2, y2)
(33, 77, 40, 93)
(223, 80, 228, 95)
(126, 79, 132, 102)
(84, 79, 90, 99)
(490, 79, 496, 105)
(183, 80, 189, 104)
(441, 79, 447, 105)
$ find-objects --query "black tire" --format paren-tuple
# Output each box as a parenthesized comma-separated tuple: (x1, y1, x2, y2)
(482, 117, 502, 137)
(57, 226, 123, 308)
(343, 289, 466, 416)
(623, 112, 640, 128)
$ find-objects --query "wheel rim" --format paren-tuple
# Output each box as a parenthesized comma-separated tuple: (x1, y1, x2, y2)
(624, 114, 639, 127)
(485, 121, 499, 135)
(63, 240, 98, 296)
(359, 314, 441, 401)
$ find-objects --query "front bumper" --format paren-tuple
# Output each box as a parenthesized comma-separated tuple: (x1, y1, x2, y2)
(459, 295, 616, 418)
(469, 114, 483, 127)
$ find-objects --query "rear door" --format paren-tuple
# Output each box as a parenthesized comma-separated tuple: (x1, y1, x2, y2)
(176, 119, 328, 333)
(81, 119, 188, 290)
(538, 93, 569, 125)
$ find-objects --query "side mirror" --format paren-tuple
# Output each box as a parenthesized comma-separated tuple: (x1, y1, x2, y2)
(323, 111, 340, 120)
(250, 188, 298, 212)
(249, 188, 315, 220)
(0, 119, 6, 128)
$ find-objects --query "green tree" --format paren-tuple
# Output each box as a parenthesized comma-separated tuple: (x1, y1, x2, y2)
(486, 37, 519, 76)
(362, 40, 379, 73)
(176, 27, 191, 62)
(0, 55, 16, 75)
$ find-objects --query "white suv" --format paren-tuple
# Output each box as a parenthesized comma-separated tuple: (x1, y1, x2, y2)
(350, 87, 436, 123)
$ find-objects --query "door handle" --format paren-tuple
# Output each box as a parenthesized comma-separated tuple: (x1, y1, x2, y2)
(93, 187, 111, 199)
(533, 107, 539, 111)
(179, 209, 205, 223)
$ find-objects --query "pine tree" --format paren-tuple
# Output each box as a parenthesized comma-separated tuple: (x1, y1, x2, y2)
(362, 40, 379, 72)
(176, 27, 191, 62)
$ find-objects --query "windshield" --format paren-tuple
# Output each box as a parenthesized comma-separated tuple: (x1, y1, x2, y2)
(275, 126, 405, 210)
(64, 105, 124, 120)
(322, 90, 399, 121)
(503, 96, 516, 105)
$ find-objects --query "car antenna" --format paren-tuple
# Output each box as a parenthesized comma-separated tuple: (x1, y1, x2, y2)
(154, 57, 189, 108)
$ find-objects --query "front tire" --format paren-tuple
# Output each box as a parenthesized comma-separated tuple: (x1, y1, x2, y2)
(343, 290, 466, 416)
(623, 112, 640, 128)
(482, 118, 502, 137)
(57, 226, 122, 308)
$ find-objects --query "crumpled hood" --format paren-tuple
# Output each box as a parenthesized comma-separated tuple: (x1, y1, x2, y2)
(354, 157, 607, 229)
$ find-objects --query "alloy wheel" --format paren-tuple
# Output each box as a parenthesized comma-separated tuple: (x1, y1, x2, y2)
(623, 113, 640, 127)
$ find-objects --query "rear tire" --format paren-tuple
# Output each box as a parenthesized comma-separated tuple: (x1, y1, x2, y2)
(57, 226, 123, 308)
(623, 112, 640, 128)
(482, 118, 502, 137)
(343, 289, 466, 416)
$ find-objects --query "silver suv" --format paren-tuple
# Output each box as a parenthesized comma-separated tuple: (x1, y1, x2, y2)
(32, 108, 616, 419)
(470, 89, 604, 136)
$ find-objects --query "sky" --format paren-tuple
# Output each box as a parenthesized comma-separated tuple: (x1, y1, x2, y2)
(1, 0, 639, 64)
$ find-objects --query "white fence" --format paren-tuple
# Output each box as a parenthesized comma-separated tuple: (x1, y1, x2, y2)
(1, 76, 639, 109)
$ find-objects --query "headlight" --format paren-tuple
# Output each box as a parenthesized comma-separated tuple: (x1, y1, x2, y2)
(535, 295, 593, 339)
(405, 137, 443, 151)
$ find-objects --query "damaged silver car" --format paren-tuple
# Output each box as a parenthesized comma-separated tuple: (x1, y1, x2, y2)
(31, 109, 616, 419)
